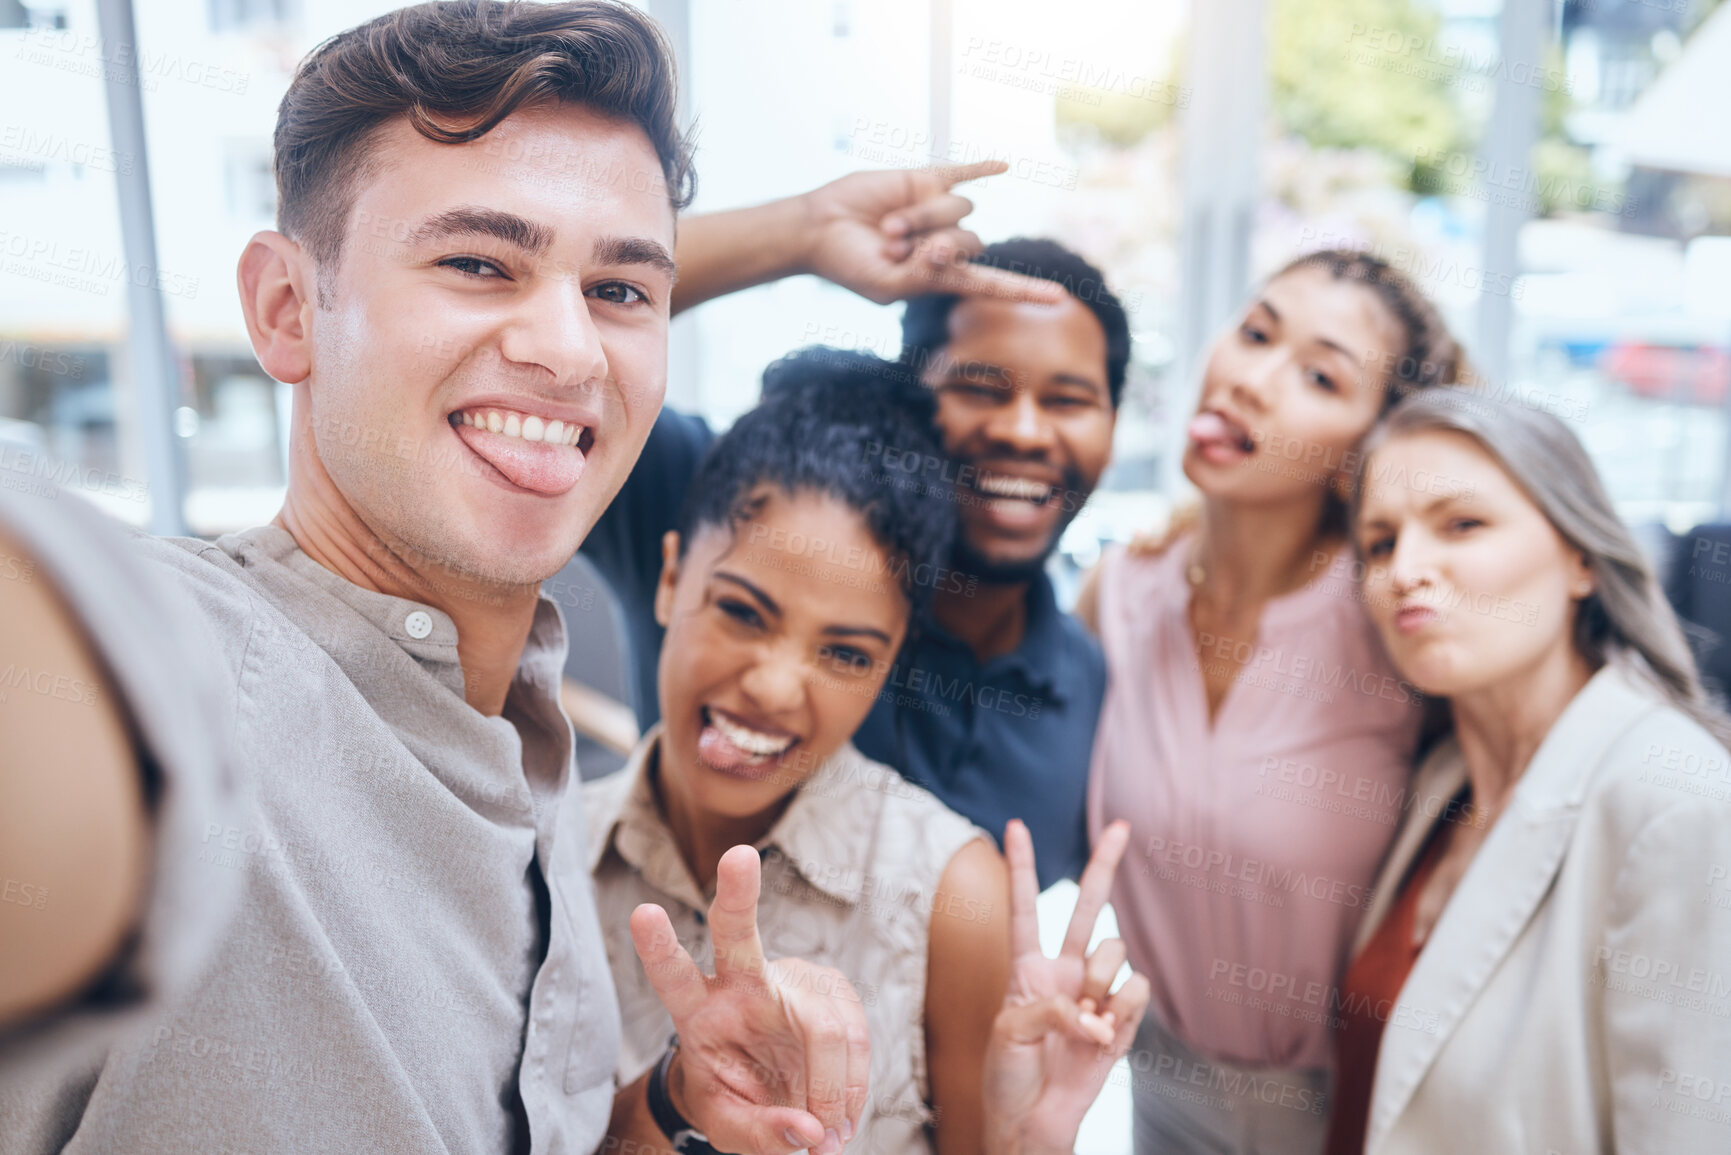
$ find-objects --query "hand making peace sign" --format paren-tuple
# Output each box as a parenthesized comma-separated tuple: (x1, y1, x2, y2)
(984, 819, 1151, 1155)
(630, 845, 869, 1155)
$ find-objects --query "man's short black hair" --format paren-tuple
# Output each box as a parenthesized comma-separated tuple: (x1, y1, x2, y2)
(898, 237, 1131, 406)
(676, 347, 957, 619)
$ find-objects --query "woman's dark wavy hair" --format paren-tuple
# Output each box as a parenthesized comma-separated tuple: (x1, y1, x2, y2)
(275, 0, 694, 295)
(675, 348, 958, 621)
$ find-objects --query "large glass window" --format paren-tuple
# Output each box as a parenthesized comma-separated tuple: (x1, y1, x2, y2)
(1, 7, 134, 518)
(0, 0, 400, 529)
(1242, 0, 1731, 536)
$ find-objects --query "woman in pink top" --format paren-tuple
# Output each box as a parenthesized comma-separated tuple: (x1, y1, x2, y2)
(1077, 250, 1464, 1155)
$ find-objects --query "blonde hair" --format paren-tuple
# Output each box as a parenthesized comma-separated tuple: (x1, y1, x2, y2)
(1356, 387, 1731, 746)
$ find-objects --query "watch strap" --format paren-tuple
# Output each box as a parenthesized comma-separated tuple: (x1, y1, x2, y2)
(646, 1035, 725, 1155)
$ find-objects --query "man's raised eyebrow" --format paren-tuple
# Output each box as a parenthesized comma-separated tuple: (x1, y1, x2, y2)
(594, 235, 677, 280)
(407, 206, 553, 255)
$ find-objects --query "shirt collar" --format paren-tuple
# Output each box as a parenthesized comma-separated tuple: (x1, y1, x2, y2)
(920, 571, 1075, 701)
(233, 524, 569, 725)
(588, 726, 883, 908)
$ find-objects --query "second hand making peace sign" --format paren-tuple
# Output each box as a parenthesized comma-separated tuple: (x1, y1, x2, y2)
(984, 819, 1151, 1155)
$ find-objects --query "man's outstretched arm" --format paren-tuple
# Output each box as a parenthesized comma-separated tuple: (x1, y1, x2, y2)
(671, 161, 1065, 315)
(0, 526, 149, 1028)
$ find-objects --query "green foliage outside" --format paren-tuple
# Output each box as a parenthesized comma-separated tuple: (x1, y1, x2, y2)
(1270, 0, 1464, 191)
(1054, 39, 1185, 147)
(1055, 0, 1607, 217)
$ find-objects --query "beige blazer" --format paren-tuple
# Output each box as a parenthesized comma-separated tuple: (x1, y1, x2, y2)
(1351, 663, 1731, 1155)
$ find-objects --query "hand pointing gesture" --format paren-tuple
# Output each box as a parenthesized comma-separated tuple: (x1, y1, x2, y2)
(983, 820, 1150, 1155)
(630, 845, 869, 1155)
(800, 160, 1068, 306)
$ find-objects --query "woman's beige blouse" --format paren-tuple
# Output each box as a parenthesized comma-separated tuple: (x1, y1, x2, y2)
(585, 726, 988, 1155)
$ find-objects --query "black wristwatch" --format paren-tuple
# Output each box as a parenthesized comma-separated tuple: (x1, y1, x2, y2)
(646, 1035, 727, 1155)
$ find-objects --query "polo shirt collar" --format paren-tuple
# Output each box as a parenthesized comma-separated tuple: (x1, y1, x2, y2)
(920, 570, 1073, 702)
(588, 726, 878, 908)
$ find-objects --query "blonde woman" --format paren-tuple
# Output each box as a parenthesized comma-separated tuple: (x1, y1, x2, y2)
(1330, 388, 1731, 1154)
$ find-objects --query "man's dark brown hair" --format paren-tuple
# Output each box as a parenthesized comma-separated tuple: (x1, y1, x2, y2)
(274, 0, 695, 291)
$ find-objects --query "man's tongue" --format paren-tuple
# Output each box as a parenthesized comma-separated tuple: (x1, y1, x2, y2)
(455, 422, 585, 496)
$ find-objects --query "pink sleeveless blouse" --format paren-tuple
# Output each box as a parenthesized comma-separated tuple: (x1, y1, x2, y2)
(1087, 537, 1422, 1070)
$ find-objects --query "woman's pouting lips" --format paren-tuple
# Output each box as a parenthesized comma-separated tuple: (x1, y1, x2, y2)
(1393, 604, 1440, 635)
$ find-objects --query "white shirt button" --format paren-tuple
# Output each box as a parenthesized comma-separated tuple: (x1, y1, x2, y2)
(404, 610, 434, 639)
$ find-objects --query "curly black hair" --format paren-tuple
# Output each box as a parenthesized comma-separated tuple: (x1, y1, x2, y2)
(898, 237, 1131, 406)
(675, 347, 958, 619)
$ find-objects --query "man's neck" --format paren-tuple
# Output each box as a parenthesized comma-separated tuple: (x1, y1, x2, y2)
(275, 471, 540, 718)
(934, 577, 1031, 663)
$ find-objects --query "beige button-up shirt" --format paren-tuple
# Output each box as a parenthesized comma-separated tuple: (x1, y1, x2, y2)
(1, 525, 620, 1155)
(586, 727, 986, 1155)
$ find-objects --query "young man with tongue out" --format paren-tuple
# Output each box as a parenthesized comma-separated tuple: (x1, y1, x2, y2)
(0, 4, 1098, 1154)
(581, 239, 1127, 891)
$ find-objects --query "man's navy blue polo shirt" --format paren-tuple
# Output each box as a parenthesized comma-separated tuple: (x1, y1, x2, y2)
(578, 408, 715, 730)
(849, 574, 1103, 889)
(579, 407, 1104, 888)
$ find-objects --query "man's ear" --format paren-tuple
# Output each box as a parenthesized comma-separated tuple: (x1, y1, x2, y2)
(237, 230, 315, 385)
(653, 530, 682, 628)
